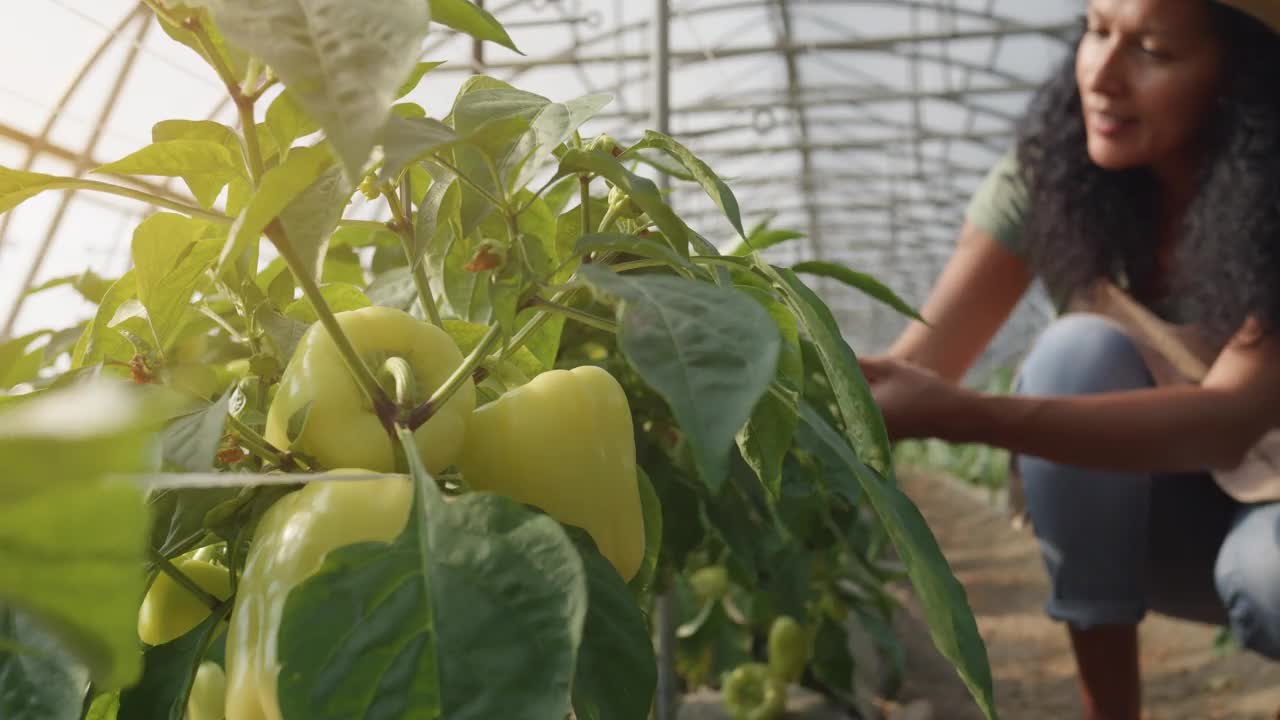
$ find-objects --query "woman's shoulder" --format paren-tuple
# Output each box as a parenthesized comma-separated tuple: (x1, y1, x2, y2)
(965, 147, 1030, 257)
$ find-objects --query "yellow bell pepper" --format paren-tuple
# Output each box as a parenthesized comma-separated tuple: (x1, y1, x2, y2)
(264, 306, 475, 473)
(458, 365, 645, 581)
(137, 555, 231, 646)
(223, 472, 411, 720)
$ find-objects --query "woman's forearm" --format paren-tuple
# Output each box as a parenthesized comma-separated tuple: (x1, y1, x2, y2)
(937, 385, 1265, 474)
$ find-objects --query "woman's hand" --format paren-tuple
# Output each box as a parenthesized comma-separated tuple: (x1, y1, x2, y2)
(858, 355, 966, 441)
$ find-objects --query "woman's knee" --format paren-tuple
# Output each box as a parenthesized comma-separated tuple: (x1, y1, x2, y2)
(1017, 314, 1153, 397)
(1215, 504, 1280, 660)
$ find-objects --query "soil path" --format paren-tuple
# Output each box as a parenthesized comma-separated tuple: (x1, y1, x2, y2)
(887, 470, 1280, 720)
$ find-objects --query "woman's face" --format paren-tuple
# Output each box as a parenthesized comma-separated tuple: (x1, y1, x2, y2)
(1076, 0, 1226, 173)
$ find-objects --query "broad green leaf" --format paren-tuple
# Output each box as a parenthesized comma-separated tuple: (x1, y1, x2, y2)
(152, 119, 240, 151)
(217, 144, 334, 277)
(0, 331, 51, 390)
(727, 228, 804, 257)
(207, 0, 430, 180)
(627, 130, 745, 240)
(277, 454, 588, 719)
(147, 487, 241, 559)
(72, 272, 137, 369)
(793, 260, 924, 322)
(568, 528, 656, 720)
(93, 140, 243, 209)
(264, 90, 319, 155)
(24, 269, 113, 304)
(506, 93, 613, 190)
(543, 174, 580, 216)
(159, 392, 231, 473)
(366, 267, 419, 312)
(283, 283, 371, 324)
(378, 114, 460, 184)
(428, 0, 519, 52)
(323, 245, 369, 287)
(810, 614, 855, 699)
(0, 167, 63, 214)
(278, 163, 354, 283)
(0, 606, 89, 720)
(395, 61, 446, 99)
(627, 467, 662, 595)
(331, 221, 399, 249)
(736, 287, 802, 498)
(154, 5, 251, 82)
(0, 382, 168, 689)
(117, 609, 227, 720)
(84, 692, 119, 720)
(769, 266, 892, 476)
(797, 403, 996, 720)
(442, 319, 541, 380)
(574, 232, 695, 274)
(132, 214, 220, 353)
(557, 150, 688, 256)
(255, 306, 309, 362)
(579, 265, 780, 491)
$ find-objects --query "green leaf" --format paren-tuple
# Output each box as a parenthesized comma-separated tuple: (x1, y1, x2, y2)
(428, 0, 520, 52)
(71, 271, 136, 370)
(84, 691, 119, 720)
(283, 283, 371, 324)
(147, 487, 241, 559)
(0, 331, 51, 390)
(277, 459, 588, 719)
(0, 167, 63, 214)
(798, 403, 997, 719)
(0, 382, 168, 690)
(131, 214, 221, 353)
(728, 228, 804, 257)
(769, 266, 893, 476)
(567, 528, 656, 720)
(277, 162, 354, 284)
(395, 61, 446, 99)
(378, 115, 460, 184)
(155, 5, 251, 83)
(736, 287, 802, 498)
(366, 267, 418, 311)
(557, 150, 688, 256)
(0, 606, 89, 720)
(265, 90, 320, 155)
(574, 232, 695, 274)
(627, 130, 746, 240)
(579, 265, 780, 492)
(24, 269, 114, 304)
(627, 467, 662, 595)
(217, 144, 334, 277)
(810, 614, 854, 698)
(117, 609, 228, 720)
(442, 319, 541, 380)
(159, 392, 231, 473)
(255, 306, 310, 362)
(93, 140, 242, 209)
(793, 260, 924, 322)
(543, 175, 580, 216)
(207, 0, 430, 180)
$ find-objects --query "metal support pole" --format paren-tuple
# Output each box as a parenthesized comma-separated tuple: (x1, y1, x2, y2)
(650, 3, 676, 718)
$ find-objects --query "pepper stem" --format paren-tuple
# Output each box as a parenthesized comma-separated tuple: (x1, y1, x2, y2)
(379, 356, 417, 408)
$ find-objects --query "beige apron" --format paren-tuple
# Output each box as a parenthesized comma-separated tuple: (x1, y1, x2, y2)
(1008, 279, 1280, 510)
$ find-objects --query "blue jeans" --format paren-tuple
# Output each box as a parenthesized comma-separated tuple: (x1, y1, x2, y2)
(1016, 313, 1280, 659)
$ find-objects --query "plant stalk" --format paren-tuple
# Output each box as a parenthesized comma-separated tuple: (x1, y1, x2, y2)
(266, 221, 392, 414)
(407, 324, 502, 429)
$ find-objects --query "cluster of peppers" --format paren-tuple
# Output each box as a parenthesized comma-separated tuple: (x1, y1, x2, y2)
(136, 306, 648, 719)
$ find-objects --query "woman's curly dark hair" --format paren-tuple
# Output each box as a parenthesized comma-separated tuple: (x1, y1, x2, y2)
(1015, 2, 1280, 345)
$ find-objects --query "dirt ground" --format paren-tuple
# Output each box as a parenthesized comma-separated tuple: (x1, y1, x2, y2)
(885, 470, 1280, 720)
